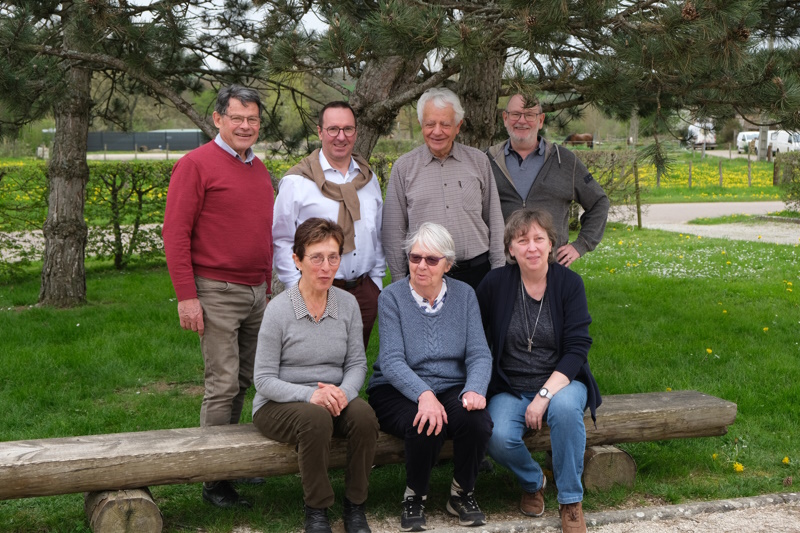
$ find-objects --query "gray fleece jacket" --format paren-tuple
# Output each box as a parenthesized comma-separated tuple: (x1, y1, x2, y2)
(486, 140, 609, 256)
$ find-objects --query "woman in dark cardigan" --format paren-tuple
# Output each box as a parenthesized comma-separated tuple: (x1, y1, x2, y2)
(475, 209, 600, 533)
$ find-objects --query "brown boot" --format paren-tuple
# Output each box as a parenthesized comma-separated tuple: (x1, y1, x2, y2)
(559, 501, 587, 533)
(519, 477, 546, 517)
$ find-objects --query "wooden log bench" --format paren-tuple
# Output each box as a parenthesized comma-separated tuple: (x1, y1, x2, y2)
(0, 390, 736, 531)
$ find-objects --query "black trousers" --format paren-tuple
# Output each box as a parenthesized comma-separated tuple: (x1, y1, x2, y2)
(446, 253, 490, 290)
(368, 384, 492, 496)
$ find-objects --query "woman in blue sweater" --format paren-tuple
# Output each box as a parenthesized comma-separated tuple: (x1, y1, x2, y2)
(475, 209, 601, 533)
(368, 222, 493, 531)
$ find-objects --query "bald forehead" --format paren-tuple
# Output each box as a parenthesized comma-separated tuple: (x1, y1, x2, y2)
(507, 94, 541, 112)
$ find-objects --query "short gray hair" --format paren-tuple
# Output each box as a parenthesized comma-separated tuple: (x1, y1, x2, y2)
(215, 85, 264, 115)
(403, 222, 457, 267)
(417, 87, 464, 124)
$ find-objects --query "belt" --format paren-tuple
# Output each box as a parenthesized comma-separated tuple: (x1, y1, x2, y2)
(449, 252, 489, 273)
(333, 274, 367, 290)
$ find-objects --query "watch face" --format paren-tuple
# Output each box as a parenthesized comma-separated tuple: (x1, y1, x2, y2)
(539, 388, 548, 397)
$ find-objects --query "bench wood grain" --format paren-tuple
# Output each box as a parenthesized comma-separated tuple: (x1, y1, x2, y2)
(0, 390, 736, 500)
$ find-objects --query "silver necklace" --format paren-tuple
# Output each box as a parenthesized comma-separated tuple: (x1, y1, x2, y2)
(520, 274, 545, 352)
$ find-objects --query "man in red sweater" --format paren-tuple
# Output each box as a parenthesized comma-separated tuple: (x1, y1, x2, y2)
(162, 85, 274, 509)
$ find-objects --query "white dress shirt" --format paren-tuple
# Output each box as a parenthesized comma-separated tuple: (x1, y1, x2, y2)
(273, 151, 386, 289)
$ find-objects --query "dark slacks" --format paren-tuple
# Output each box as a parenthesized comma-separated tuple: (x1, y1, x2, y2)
(253, 397, 379, 508)
(446, 253, 490, 290)
(368, 385, 492, 496)
(334, 275, 381, 350)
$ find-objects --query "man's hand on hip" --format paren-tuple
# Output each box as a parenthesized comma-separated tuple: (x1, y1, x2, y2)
(178, 298, 204, 336)
(556, 243, 581, 268)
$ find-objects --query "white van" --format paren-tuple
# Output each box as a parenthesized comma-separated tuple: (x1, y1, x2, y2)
(736, 131, 759, 153)
(768, 130, 800, 155)
(687, 123, 716, 149)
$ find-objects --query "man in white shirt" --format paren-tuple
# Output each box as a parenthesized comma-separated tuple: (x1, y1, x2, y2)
(273, 101, 386, 349)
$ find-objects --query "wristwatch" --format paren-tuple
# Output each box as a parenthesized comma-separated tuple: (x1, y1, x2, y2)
(538, 388, 553, 400)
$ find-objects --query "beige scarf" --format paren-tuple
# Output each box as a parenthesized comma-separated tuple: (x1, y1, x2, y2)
(285, 149, 372, 254)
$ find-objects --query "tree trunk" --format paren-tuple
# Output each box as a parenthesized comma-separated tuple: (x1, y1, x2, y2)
(455, 49, 506, 149)
(39, 5, 91, 307)
(350, 55, 426, 159)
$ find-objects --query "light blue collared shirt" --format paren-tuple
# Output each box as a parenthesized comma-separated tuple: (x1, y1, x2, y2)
(504, 137, 547, 199)
(214, 133, 256, 164)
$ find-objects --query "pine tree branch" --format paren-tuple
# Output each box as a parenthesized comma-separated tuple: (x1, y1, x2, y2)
(17, 43, 216, 137)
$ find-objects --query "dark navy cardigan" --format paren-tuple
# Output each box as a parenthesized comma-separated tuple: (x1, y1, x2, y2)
(475, 262, 601, 421)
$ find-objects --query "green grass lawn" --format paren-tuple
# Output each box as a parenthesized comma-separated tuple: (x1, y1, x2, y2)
(1, 225, 799, 532)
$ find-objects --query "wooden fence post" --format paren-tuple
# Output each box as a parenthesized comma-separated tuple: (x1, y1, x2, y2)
(748, 156, 752, 187)
(774, 159, 780, 185)
(634, 159, 642, 229)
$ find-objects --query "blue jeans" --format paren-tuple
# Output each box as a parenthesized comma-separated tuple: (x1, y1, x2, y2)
(487, 380, 587, 504)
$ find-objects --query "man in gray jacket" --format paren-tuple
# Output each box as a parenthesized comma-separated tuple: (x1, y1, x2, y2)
(486, 94, 609, 267)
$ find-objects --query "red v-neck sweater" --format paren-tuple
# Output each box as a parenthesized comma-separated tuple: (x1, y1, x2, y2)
(163, 142, 274, 301)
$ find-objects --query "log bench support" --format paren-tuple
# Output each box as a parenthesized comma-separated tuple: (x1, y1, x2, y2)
(0, 390, 736, 532)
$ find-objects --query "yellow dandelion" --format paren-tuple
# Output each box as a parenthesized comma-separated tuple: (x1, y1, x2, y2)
(666, 387, 672, 391)
(763, 327, 769, 333)
(706, 348, 713, 354)
(733, 462, 744, 472)
(618, 240, 623, 245)
(712, 453, 718, 460)
(726, 261, 731, 265)
(783, 456, 790, 465)
(722, 250, 726, 255)
(758, 235, 762, 239)
(723, 310, 727, 314)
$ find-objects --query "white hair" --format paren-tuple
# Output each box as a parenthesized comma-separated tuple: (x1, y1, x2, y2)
(403, 222, 457, 267)
(417, 87, 464, 124)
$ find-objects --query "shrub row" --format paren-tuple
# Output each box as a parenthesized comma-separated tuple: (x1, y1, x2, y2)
(4, 150, 760, 272)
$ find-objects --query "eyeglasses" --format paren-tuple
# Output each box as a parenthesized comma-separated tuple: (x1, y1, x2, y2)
(307, 253, 341, 266)
(225, 114, 261, 127)
(408, 253, 445, 267)
(323, 126, 357, 137)
(506, 111, 541, 122)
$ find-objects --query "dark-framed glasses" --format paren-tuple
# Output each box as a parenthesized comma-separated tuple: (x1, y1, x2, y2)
(225, 114, 261, 127)
(324, 126, 357, 137)
(408, 253, 445, 267)
(506, 111, 540, 122)
(308, 253, 341, 266)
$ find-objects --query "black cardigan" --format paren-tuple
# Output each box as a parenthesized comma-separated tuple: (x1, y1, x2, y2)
(475, 262, 601, 421)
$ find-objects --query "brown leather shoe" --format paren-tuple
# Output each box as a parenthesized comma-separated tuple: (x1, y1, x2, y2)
(559, 501, 587, 533)
(519, 477, 546, 516)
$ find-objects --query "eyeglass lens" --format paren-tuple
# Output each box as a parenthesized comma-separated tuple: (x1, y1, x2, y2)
(309, 254, 341, 266)
(507, 112, 539, 121)
(325, 126, 356, 137)
(409, 253, 443, 266)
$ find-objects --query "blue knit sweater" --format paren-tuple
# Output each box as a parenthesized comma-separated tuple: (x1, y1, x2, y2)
(367, 277, 492, 402)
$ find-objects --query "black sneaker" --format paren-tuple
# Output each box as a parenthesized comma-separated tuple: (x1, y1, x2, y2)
(446, 491, 486, 527)
(400, 495, 426, 531)
(343, 498, 371, 533)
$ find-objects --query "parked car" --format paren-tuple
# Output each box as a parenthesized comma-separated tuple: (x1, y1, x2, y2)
(736, 131, 759, 153)
(768, 130, 800, 155)
(687, 123, 716, 149)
